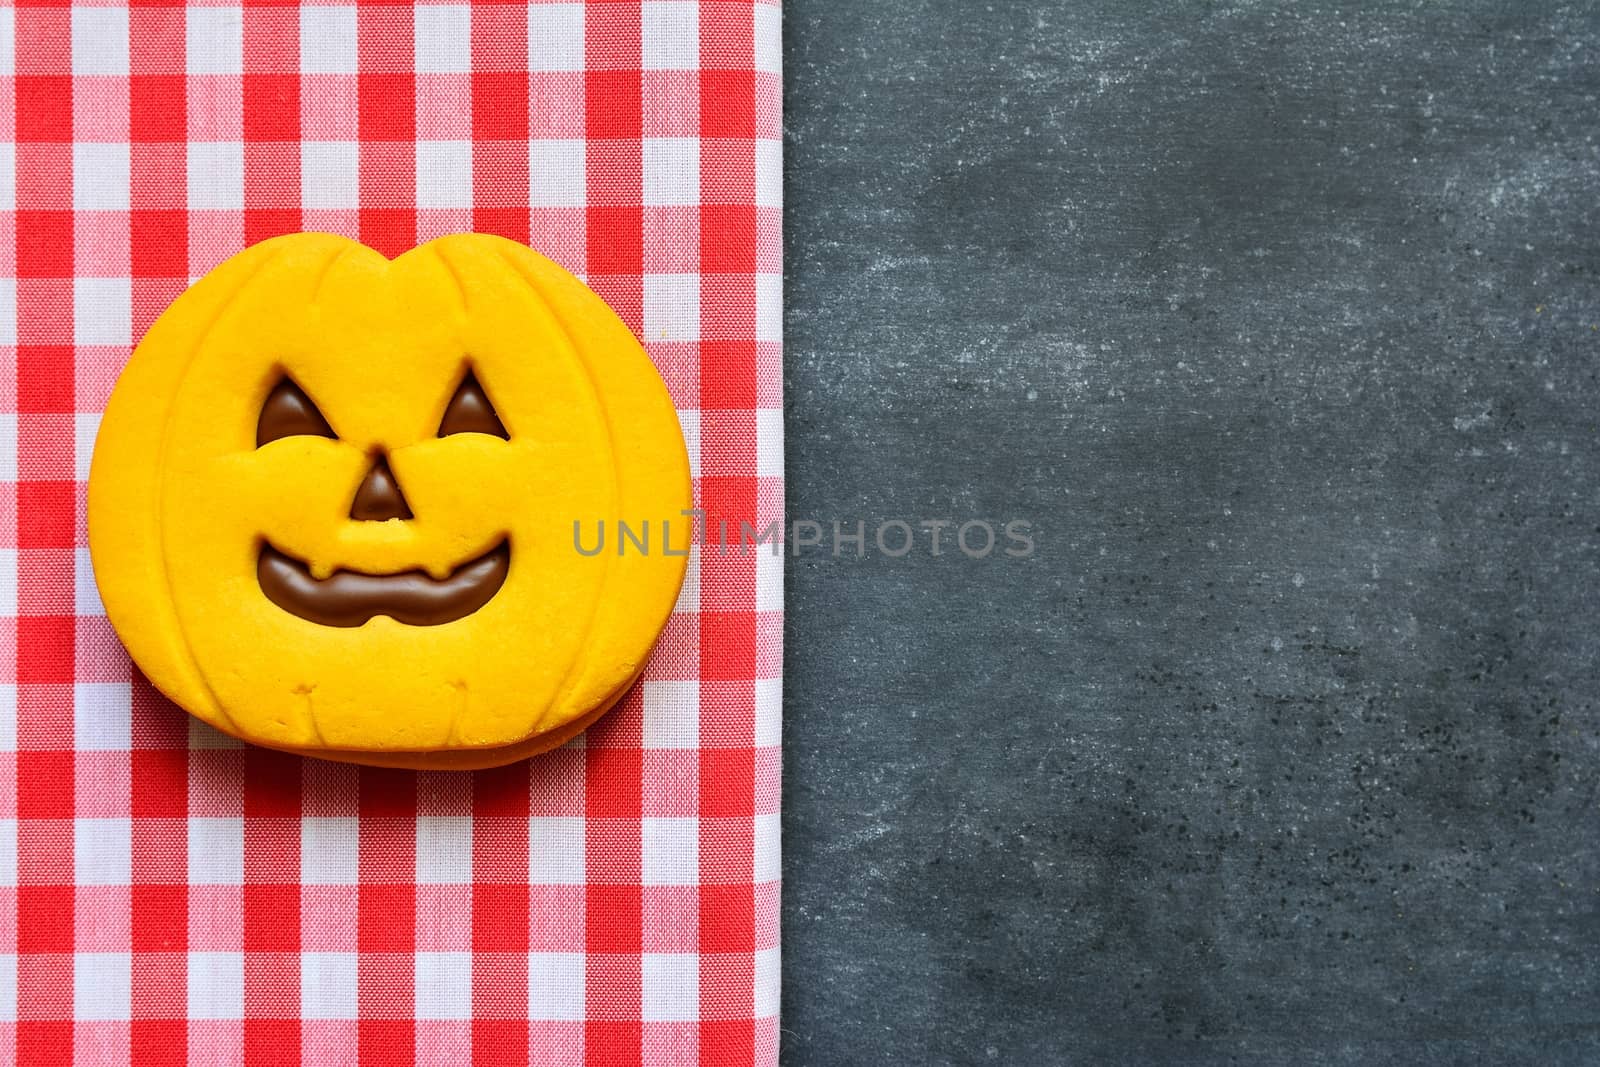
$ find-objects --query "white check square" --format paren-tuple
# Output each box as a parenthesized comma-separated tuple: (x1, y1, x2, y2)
(756, 947, 780, 1017)
(415, 816, 473, 884)
(677, 410, 701, 481)
(72, 8, 129, 75)
(0, 954, 14, 1022)
(0, 10, 13, 78)
(301, 953, 358, 1020)
(74, 683, 131, 751)
(755, 4, 782, 74)
(756, 547, 783, 612)
(0, 684, 14, 753)
(188, 142, 244, 211)
(414, 953, 472, 1020)
(189, 717, 243, 750)
(528, 817, 584, 884)
(756, 139, 782, 207)
(756, 407, 783, 478)
(187, 7, 243, 75)
(415, 6, 471, 73)
(673, 543, 700, 614)
(0, 142, 13, 211)
(527, 953, 584, 1021)
(75, 819, 131, 886)
(75, 953, 131, 1022)
(189, 818, 244, 885)
(641, 817, 699, 886)
(416, 141, 473, 210)
(528, 4, 584, 72)
(301, 7, 357, 74)
(0, 551, 14, 619)
(75, 414, 100, 484)
(73, 144, 130, 212)
(642, 681, 699, 749)
(0, 281, 15, 345)
(641, 2, 698, 71)
(188, 953, 244, 1019)
(643, 273, 699, 343)
(302, 142, 360, 211)
(642, 139, 699, 207)
(756, 273, 783, 342)
(75, 278, 132, 347)
(641, 954, 699, 1022)
(0, 820, 15, 887)
(755, 812, 780, 882)
(755, 677, 781, 748)
(302, 818, 359, 884)
(529, 140, 585, 207)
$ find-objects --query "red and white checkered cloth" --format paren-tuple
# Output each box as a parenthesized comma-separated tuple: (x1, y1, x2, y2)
(1, 1, 782, 1062)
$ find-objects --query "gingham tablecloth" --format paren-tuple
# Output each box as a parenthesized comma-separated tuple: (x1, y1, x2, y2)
(1, 2, 782, 1062)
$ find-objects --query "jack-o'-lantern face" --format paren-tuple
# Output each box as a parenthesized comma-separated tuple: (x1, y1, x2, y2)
(88, 233, 691, 768)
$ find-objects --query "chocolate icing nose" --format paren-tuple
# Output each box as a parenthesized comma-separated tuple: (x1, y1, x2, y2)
(349, 454, 413, 521)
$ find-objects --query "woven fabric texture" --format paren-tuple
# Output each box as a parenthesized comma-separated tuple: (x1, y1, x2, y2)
(2, 1, 782, 1062)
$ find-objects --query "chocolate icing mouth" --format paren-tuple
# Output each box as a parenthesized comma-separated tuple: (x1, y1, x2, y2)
(258, 539, 510, 627)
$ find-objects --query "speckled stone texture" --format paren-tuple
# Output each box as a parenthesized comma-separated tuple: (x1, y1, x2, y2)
(781, 3, 1600, 1064)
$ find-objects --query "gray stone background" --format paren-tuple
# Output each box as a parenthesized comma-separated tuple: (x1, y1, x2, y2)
(780, 3, 1600, 1064)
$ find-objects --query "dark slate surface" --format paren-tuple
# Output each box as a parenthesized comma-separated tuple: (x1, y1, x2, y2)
(780, 3, 1600, 1064)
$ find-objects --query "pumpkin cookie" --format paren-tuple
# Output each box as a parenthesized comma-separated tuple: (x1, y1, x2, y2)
(88, 233, 691, 769)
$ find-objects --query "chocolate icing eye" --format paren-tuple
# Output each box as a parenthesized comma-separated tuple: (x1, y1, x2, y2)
(437, 371, 509, 439)
(257, 376, 336, 447)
